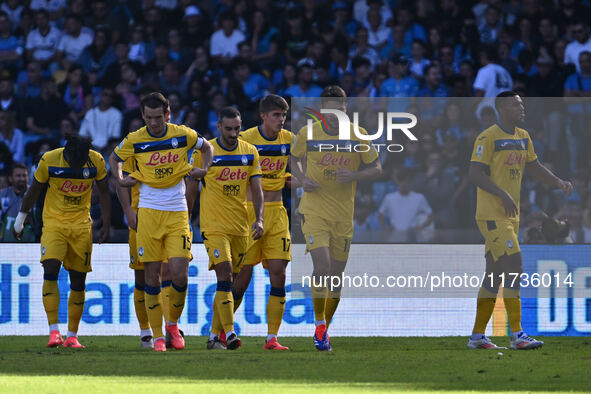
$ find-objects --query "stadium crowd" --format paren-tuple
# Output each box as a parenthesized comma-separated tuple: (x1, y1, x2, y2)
(1, 0, 591, 243)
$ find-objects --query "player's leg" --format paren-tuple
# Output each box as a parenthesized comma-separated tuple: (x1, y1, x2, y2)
(232, 264, 253, 312)
(42, 259, 63, 347)
(213, 261, 240, 349)
(161, 263, 172, 323)
(165, 257, 189, 350)
(265, 259, 289, 350)
(325, 258, 346, 329)
(129, 228, 152, 348)
(468, 251, 503, 349)
(63, 269, 87, 348)
(143, 261, 166, 351)
(133, 269, 152, 348)
(309, 246, 331, 350)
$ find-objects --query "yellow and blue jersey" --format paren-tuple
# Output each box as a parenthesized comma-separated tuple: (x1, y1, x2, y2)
(292, 121, 379, 222)
(113, 123, 201, 189)
(196, 138, 262, 236)
(239, 126, 294, 191)
(470, 123, 538, 221)
(34, 148, 107, 227)
(122, 159, 140, 211)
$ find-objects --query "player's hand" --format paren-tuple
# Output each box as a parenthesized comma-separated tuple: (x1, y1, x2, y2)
(251, 219, 264, 240)
(12, 212, 26, 240)
(189, 166, 208, 180)
(558, 179, 574, 196)
(125, 209, 137, 231)
(99, 225, 110, 243)
(118, 175, 137, 187)
(501, 192, 518, 218)
(12, 227, 23, 240)
(302, 177, 319, 192)
(336, 167, 356, 183)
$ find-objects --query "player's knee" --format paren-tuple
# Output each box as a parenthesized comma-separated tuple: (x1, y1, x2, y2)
(134, 270, 146, 287)
(42, 259, 61, 276)
(68, 270, 87, 291)
(214, 261, 233, 282)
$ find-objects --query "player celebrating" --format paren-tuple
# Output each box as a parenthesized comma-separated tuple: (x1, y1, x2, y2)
(232, 94, 294, 350)
(13, 135, 111, 348)
(109, 92, 212, 352)
(468, 91, 573, 350)
(191, 106, 264, 351)
(292, 86, 381, 351)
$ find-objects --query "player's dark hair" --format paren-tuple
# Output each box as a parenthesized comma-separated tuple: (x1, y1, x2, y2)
(140, 92, 168, 114)
(321, 85, 347, 107)
(495, 90, 519, 112)
(259, 94, 289, 114)
(218, 106, 241, 122)
(64, 134, 93, 169)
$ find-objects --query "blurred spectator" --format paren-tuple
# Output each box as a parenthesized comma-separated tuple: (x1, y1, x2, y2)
(25, 10, 61, 69)
(1, 0, 24, 31)
(282, 7, 310, 64)
(159, 61, 190, 99)
(56, 14, 94, 70)
(474, 45, 512, 117)
(207, 90, 226, 137)
(409, 40, 430, 79)
(366, 8, 389, 50)
(78, 29, 116, 80)
(127, 24, 153, 65)
(380, 24, 411, 60)
(351, 56, 372, 97)
(284, 62, 322, 98)
(115, 61, 142, 112)
(16, 61, 44, 99)
(25, 78, 69, 139)
(530, 53, 564, 97)
(210, 10, 245, 65)
(58, 117, 76, 146)
(0, 163, 35, 242)
(79, 87, 122, 151)
(349, 26, 380, 70)
(60, 63, 92, 122)
(181, 4, 211, 46)
(329, 39, 351, 82)
(30, 0, 67, 21)
(0, 74, 26, 128)
(0, 10, 22, 70)
(380, 54, 418, 97)
(248, 9, 279, 71)
(102, 41, 130, 87)
(0, 109, 23, 163)
(378, 170, 434, 242)
(564, 19, 591, 72)
(418, 64, 449, 97)
(397, 6, 427, 47)
(353, 191, 382, 242)
(167, 27, 193, 71)
(167, 91, 186, 125)
(0, 141, 13, 175)
(231, 57, 270, 102)
(479, 5, 502, 44)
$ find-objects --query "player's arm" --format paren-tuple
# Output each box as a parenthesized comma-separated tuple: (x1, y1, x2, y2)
(12, 179, 44, 239)
(249, 175, 264, 240)
(109, 153, 137, 187)
(185, 177, 199, 219)
(525, 160, 573, 195)
(115, 180, 136, 231)
(189, 138, 213, 179)
(336, 159, 382, 183)
(468, 162, 518, 218)
(95, 178, 111, 243)
(291, 156, 318, 192)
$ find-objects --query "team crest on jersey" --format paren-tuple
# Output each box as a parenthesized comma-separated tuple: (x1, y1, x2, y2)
(214, 249, 220, 258)
(506, 240, 513, 249)
(281, 145, 287, 155)
(130, 255, 135, 263)
(171, 138, 178, 148)
(138, 247, 144, 256)
(41, 246, 46, 255)
(476, 145, 483, 157)
(309, 236, 314, 244)
(83, 168, 90, 178)
(241, 156, 248, 165)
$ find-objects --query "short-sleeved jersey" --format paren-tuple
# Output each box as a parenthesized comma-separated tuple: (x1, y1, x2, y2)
(470, 123, 538, 221)
(34, 148, 107, 227)
(197, 138, 262, 236)
(292, 121, 379, 221)
(122, 159, 140, 211)
(239, 126, 294, 191)
(113, 123, 200, 189)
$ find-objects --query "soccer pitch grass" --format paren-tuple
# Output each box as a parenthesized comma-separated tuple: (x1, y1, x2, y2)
(0, 337, 589, 393)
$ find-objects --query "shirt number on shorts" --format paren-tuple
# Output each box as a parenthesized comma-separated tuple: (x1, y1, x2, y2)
(182, 236, 191, 250)
(281, 237, 291, 252)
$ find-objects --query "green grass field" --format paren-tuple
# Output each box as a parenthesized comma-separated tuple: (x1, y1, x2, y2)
(0, 336, 589, 393)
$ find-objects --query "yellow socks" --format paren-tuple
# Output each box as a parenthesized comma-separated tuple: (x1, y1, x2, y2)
(42, 274, 59, 326)
(503, 288, 523, 333)
(472, 287, 498, 334)
(325, 289, 341, 328)
(169, 282, 187, 323)
(133, 285, 150, 330)
(161, 280, 172, 323)
(214, 281, 234, 333)
(67, 288, 85, 334)
(267, 287, 286, 335)
(144, 285, 164, 338)
(311, 282, 327, 322)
